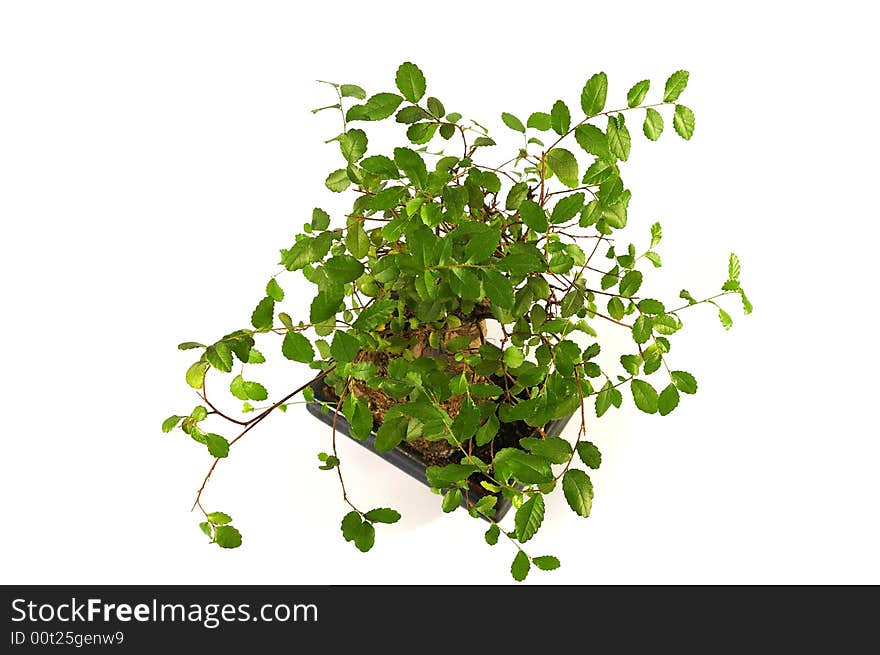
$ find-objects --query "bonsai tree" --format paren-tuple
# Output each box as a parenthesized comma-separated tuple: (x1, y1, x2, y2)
(163, 62, 750, 581)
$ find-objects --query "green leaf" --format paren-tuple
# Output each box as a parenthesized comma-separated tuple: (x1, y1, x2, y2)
(527, 112, 551, 131)
(663, 70, 689, 103)
(505, 182, 529, 210)
(441, 488, 462, 513)
(630, 379, 659, 414)
(485, 523, 500, 545)
(581, 72, 608, 117)
(282, 332, 314, 363)
(546, 148, 579, 188)
(619, 270, 643, 297)
(364, 508, 401, 524)
(632, 315, 652, 344)
(406, 122, 437, 144)
(643, 108, 664, 141)
(339, 129, 367, 163)
(638, 299, 665, 314)
(607, 296, 625, 320)
(574, 124, 612, 161)
(330, 330, 360, 363)
(620, 354, 642, 375)
(395, 62, 426, 103)
(718, 307, 733, 329)
(519, 436, 572, 464)
(375, 415, 407, 452)
(325, 168, 350, 192)
(396, 105, 429, 124)
(349, 93, 403, 121)
(360, 155, 399, 178)
(205, 342, 233, 372)
(178, 341, 205, 350)
(519, 199, 548, 233)
(511, 550, 530, 582)
(199, 521, 212, 537)
(340, 84, 366, 99)
(162, 415, 183, 433)
(345, 223, 369, 259)
(627, 79, 650, 107)
(475, 414, 499, 447)
(650, 222, 662, 248)
(186, 361, 209, 389)
(324, 255, 365, 284)
(562, 469, 593, 517)
(729, 253, 741, 281)
(426, 96, 445, 117)
(393, 147, 428, 189)
(348, 396, 373, 440)
(670, 370, 697, 395)
(206, 511, 232, 525)
(352, 299, 396, 330)
(533, 555, 561, 571)
(426, 463, 477, 488)
(341, 511, 362, 542)
(501, 112, 525, 133)
(551, 192, 585, 224)
(673, 105, 695, 140)
(576, 441, 602, 469)
(266, 278, 284, 302)
(551, 100, 570, 135)
(206, 433, 230, 458)
(310, 287, 344, 323)
(658, 384, 680, 416)
(514, 494, 545, 543)
(503, 347, 524, 369)
(213, 525, 242, 548)
(243, 381, 267, 401)
(229, 374, 248, 400)
(481, 269, 514, 310)
(606, 115, 631, 161)
(354, 521, 375, 553)
(251, 296, 275, 330)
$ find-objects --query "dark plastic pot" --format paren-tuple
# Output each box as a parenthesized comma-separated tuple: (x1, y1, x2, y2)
(306, 380, 575, 521)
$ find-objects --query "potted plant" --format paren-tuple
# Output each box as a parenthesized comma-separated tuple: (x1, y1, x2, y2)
(163, 62, 750, 581)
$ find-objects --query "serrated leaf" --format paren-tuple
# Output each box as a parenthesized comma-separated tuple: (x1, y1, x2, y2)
(393, 147, 428, 189)
(475, 413, 500, 447)
(348, 396, 373, 440)
(251, 296, 275, 330)
(574, 124, 612, 161)
(341, 511, 362, 542)
(162, 415, 183, 433)
(266, 278, 284, 302)
(546, 148, 579, 188)
(352, 299, 396, 330)
(339, 129, 367, 163)
(627, 79, 650, 107)
(206, 511, 232, 525)
(243, 381, 267, 401)
(178, 341, 205, 351)
(364, 508, 401, 524)
(514, 494, 545, 543)
(718, 307, 733, 329)
(324, 255, 365, 284)
(325, 168, 350, 192)
(481, 269, 514, 310)
(670, 370, 697, 394)
(375, 415, 407, 452)
(360, 154, 399, 178)
(511, 550, 530, 582)
(205, 342, 233, 372)
(205, 433, 230, 458)
(442, 488, 462, 513)
(728, 253, 741, 281)
(340, 84, 365, 99)
(345, 222, 369, 259)
(199, 521, 212, 537)
(663, 70, 689, 103)
(186, 361, 209, 389)
(576, 441, 602, 469)
(630, 379, 659, 414)
(330, 330, 360, 363)
(354, 521, 375, 552)
(519, 199, 548, 233)
(619, 270, 643, 297)
(349, 93, 403, 121)
(658, 384, 680, 416)
(562, 469, 593, 517)
(310, 287, 344, 323)
(551, 192, 585, 224)
(643, 108, 664, 140)
(282, 332, 314, 363)
(606, 115, 631, 161)
(213, 525, 242, 548)
(485, 523, 500, 545)
(505, 181, 528, 210)
(650, 222, 662, 248)
(501, 112, 525, 133)
(673, 105, 695, 140)
(551, 100, 570, 135)
(581, 72, 608, 115)
(519, 437, 572, 464)
(229, 375, 248, 400)
(395, 62, 426, 103)
(527, 112, 551, 130)
(533, 555, 561, 571)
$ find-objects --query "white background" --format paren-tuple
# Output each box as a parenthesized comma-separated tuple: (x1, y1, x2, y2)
(2, 1, 877, 584)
